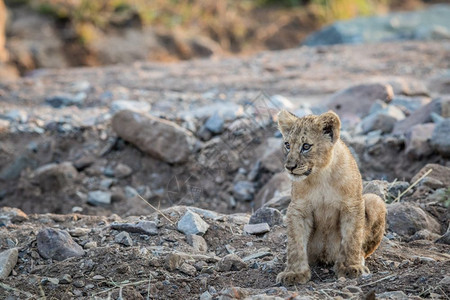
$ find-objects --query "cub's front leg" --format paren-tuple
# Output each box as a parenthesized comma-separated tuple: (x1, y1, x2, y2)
(277, 203, 313, 285)
(335, 202, 369, 278)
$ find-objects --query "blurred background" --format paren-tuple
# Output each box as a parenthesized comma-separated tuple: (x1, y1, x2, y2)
(0, 0, 448, 80)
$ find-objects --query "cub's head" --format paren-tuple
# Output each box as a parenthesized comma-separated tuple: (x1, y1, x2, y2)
(277, 110, 341, 182)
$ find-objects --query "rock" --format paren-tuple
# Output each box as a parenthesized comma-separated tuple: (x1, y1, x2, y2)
(361, 113, 397, 134)
(345, 285, 363, 294)
(411, 164, 450, 187)
(200, 291, 213, 300)
(409, 229, 441, 242)
(110, 100, 151, 114)
(33, 162, 78, 193)
(218, 287, 248, 299)
(110, 221, 158, 235)
(420, 177, 445, 190)
(249, 207, 283, 227)
(391, 96, 431, 114)
(430, 118, 450, 157)
(204, 112, 224, 134)
(405, 123, 435, 159)
(363, 180, 389, 200)
(177, 210, 209, 235)
(84, 241, 97, 249)
(326, 83, 393, 118)
(441, 97, 450, 117)
(386, 203, 441, 238)
(368, 99, 387, 115)
(92, 275, 105, 280)
(263, 195, 291, 212)
(360, 106, 405, 134)
(2, 109, 28, 123)
(303, 5, 450, 46)
(45, 93, 86, 108)
(258, 138, 284, 173)
(439, 276, 450, 285)
(244, 223, 270, 235)
(377, 291, 409, 300)
(393, 98, 441, 134)
(69, 228, 90, 237)
(186, 234, 208, 253)
(124, 186, 138, 198)
(42, 277, 59, 285)
(0, 207, 28, 226)
(87, 190, 112, 206)
(0, 248, 18, 279)
(428, 74, 450, 95)
(242, 251, 272, 262)
(59, 274, 72, 284)
(233, 181, 255, 202)
(112, 110, 195, 164)
(435, 224, 450, 245)
(180, 103, 242, 121)
(114, 163, 133, 178)
(73, 155, 96, 170)
(37, 228, 84, 261)
(165, 253, 184, 271)
(179, 262, 197, 276)
(253, 173, 290, 209)
(387, 181, 410, 201)
(114, 231, 133, 247)
(216, 254, 246, 272)
(426, 188, 448, 202)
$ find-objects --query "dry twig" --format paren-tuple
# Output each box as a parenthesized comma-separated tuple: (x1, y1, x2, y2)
(136, 193, 175, 225)
(392, 169, 432, 203)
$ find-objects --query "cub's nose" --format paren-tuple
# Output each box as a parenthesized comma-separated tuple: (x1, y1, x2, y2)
(285, 163, 297, 172)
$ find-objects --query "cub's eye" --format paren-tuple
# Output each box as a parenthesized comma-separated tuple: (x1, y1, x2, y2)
(284, 142, 290, 150)
(302, 143, 312, 152)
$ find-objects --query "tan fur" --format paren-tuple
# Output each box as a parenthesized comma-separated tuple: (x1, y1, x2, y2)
(276, 110, 386, 285)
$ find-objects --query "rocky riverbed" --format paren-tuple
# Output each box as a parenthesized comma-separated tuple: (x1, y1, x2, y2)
(0, 41, 449, 299)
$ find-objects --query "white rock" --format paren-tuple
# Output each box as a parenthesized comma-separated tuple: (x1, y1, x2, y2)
(0, 248, 18, 279)
(177, 210, 209, 235)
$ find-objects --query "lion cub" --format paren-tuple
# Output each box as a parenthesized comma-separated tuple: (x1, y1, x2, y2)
(276, 110, 386, 285)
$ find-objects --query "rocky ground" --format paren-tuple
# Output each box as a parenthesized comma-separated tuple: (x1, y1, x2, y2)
(0, 41, 449, 299)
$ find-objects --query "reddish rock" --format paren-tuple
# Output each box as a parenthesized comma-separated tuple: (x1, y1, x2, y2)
(112, 110, 196, 164)
(326, 83, 394, 118)
(411, 164, 450, 187)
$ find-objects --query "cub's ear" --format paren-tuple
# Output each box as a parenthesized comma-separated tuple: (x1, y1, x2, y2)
(277, 110, 297, 137)
(318, 111, 341, 143)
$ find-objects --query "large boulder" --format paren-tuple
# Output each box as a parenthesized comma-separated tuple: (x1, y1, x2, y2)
(387, 203, 441, 238)
(326, 83, 393, 118)
(112, 110, 196, 164)
(411, 164, 450, 187)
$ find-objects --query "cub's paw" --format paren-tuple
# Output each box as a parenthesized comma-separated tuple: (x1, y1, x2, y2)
(276, 269, 311, 285)
(336, 264, 369, 279)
